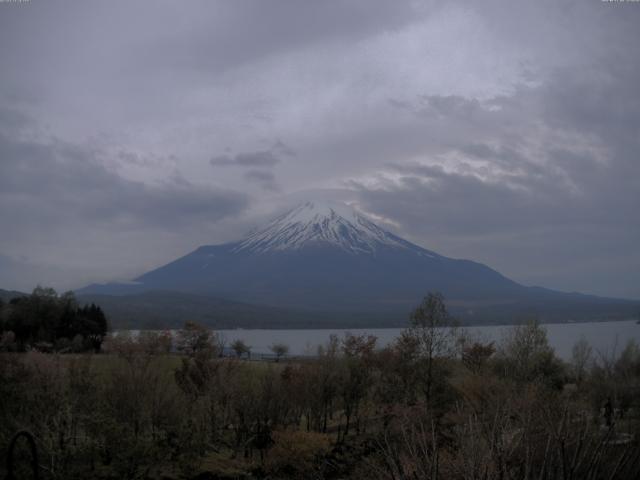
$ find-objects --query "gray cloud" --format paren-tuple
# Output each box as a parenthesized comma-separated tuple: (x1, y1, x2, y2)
(244, 170, 280, 192)
(211, 150, 281, 168)
(0, 133, 249, 230)
(0, 254, 89, 294)
(210, 141, 294, 169)
(350, 57, 640, 299)
(143, 0, 420, 75)
(0, 112, 250, 290)
(272, 140, 296, 157)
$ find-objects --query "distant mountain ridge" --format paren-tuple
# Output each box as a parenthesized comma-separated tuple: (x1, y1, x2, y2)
(78, 201, 639, 327)
(0, 288, 27, 302)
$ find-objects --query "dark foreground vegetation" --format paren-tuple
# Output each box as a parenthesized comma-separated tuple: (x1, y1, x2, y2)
(1, 292, 640, 479)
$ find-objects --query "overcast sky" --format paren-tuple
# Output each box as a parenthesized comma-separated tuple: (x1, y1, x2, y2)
(1, 0, 639, 299)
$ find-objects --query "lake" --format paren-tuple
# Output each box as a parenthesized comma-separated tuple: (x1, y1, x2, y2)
(210, 320, 639, 360)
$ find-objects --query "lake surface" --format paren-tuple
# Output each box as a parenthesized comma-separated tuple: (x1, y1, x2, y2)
(122, 320, 639, 360)
(211, 320, 639, 360)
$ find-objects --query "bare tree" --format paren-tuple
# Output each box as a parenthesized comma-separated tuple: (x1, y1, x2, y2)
(571, 335, 593, 384)
(176, 321, 218, 357)
(405, 292, 458, 404)
(269, 342, 289, 362)
(461, 341, 495, 374)
(497, 320, 562, 385)
(368, 410, 440, 480)
(340, 333, 377, 436)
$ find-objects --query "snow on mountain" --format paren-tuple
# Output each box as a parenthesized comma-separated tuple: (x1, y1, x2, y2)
(233, 201, 418, 255)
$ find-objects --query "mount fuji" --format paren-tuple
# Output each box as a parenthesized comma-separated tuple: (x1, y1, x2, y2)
(78, 201, 638, 327)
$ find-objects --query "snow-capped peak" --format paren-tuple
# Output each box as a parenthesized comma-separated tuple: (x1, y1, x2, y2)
(233, 200, 411, 254)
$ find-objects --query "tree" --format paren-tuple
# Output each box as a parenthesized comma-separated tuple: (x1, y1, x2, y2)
(374, 334, 422, 410)
(138, 330, 173, 355)
(496, 320, 563, 386)
(0, 297, 4, 330)
(231, 339, 251, 359)
(340, 333, 377, 436)
(77, 303, 108, 352)
(1, 288, 107, 351)
(462, 341, 496, 374)
(405, 292, 458, 404)
(342, 333, 377, 358)
(176, 321, 217, 357)
(571, 336, 593, 384)
(269, 342, 289, 361)
(0, 330, 16, 352)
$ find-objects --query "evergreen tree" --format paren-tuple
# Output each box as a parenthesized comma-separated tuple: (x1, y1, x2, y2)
(0, 287, 108, 352)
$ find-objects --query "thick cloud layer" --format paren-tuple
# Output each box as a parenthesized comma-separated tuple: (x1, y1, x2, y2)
(0, 1, 638, 298)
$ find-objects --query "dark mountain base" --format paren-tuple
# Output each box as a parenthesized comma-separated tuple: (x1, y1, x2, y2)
(78, 289, 639, 330)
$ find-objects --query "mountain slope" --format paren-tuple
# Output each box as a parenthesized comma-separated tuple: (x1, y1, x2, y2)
(79, 201, 639, 325)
